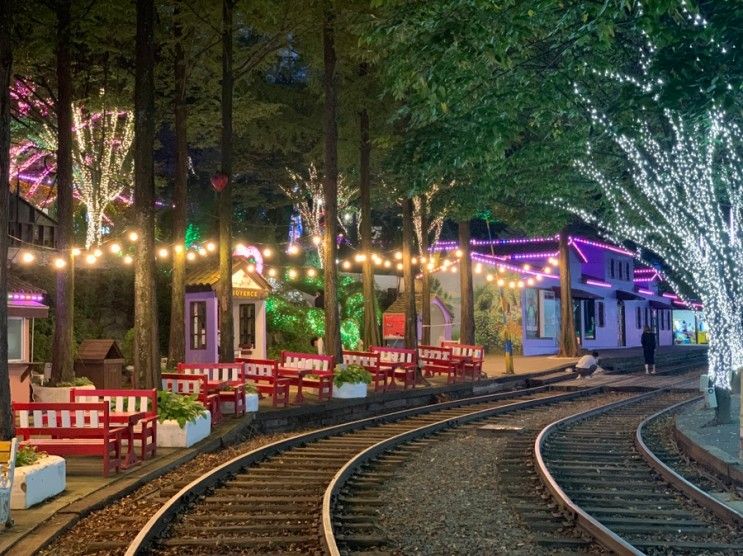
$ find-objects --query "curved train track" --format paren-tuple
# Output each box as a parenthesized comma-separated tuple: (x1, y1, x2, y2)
(536, 390, 743, 555)
(125, 385, 602, 554)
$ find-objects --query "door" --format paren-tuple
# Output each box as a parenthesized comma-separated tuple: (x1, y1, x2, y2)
(239, 303, 256, 348)
(617, 301, 626, 346)
(573, 300, 582, 346)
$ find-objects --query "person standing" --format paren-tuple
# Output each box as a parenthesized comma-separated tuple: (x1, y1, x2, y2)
(641, 325, 656, 374)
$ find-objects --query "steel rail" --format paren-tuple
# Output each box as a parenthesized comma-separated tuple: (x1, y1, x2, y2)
(124, 383, 561, 555)
(533, 390, 663, 556)
(321, 386, 605, 555)
(634, 395, 743, 526)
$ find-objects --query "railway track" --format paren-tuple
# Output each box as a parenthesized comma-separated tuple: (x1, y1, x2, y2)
(124, 385, 598, 554)
(537, 390, 743, 555)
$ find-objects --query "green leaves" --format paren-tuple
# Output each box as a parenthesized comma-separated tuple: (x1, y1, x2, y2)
(333, 364, 372, 386)
(157, 390, 207, 429)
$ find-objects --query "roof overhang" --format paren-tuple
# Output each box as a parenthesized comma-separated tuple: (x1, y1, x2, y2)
(8, 300, 49, 318)
(551, 286, 602, 300)
(616, 290, 643, 301)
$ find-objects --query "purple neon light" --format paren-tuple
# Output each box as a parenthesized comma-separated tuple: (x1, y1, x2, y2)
(637, 288, 654, 295)
(471, 253, 559, 280)
(568, 239, 589, 263)
(507, 251, 559, 260)
(570, 236, 633, 256)
(662, 293, 678, 300)
(8, 293, 44, 302)
(585, 278, 612, 288)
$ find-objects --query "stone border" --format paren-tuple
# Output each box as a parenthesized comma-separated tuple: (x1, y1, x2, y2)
(673, 417, 743, 487)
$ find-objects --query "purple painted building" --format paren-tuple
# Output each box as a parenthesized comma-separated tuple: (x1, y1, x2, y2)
(184, 258, 271, 363)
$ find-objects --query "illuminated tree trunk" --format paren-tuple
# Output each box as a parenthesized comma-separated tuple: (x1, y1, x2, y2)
(0, 0, 15, 439)
(402, 198, 417, 349)
(133, 0, 159, 388)
(218, 0, 234, 362)
(51, 0, 75, 385)
(458, 220, 474, 344)
(557, 228, 579, 357)
(168, 7, 187, 367)
(420, 204, 431, 345)
(322, 1, 341, 360)
(359, 65, 379, 349)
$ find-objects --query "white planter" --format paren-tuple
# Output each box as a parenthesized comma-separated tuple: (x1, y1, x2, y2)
(246, 393, 259, 412)
(156, 412, 211, 448)
(31, 383, 95, 403)
(332, 382, 368, 399)
(11, 455, 66, 509)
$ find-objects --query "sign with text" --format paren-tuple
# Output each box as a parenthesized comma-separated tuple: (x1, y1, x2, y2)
(383, 313, 405, 339)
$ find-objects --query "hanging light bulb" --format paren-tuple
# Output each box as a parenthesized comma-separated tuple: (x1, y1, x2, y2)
(205, 242, 215, 253)
(517, 280, 525, 288)
(455, 249, 463, 258)
(109, 243, 121, 254)
(174, 244, 184, 254)
(53, 257, 67, 269)
(158, 248, 169, 258)
(527, 278, 535, 286)
(411, 257, 417, 264)
(474, 263, 482, 274)
(523, 263, 531, 271)
(307, 268, 317, 277)
(287, 244, 299, 255)
(486, 274, 494, 282)
(128, 231, 139, 242)
(288, 268, 298, 279)
(396, 263, 403, 271)
(123, 255, 134, 265)
(508, 281, 516, 289)
(262, 247, 272, 258)
(342, 260, 351, 270)
(71, 247, 81, 257)
(536, 275, 543, 282)
(450, 266, 458, 273)
(247, 263, 256, 273)
(85, 254, 97, 265)
(93, 248, 103, 258)
(394, 251, 402, 260)
(186, 251, 196, 261)
(267, 268, 277, 277)
(384, 260, 392, 268)
(497, 278, 505, 287)
(21, 251, 35, 264)
(354, 253, 366, 262)
(312, 235, 321, 246)
(198, 247, 207, 256)
(543, 266, 552, 274)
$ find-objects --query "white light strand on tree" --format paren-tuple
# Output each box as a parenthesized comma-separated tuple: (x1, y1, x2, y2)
(412, 185, 445, 257)
(564, 65, 743, 388)
(281, 163, 356, 267)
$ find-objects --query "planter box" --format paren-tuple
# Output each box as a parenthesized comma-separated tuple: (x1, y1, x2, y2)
(156, 413, 211, 448)
(332, 382, 368, 399)
(31, 384, 95, 403)
(220, 393, 260, 414)
(11, 455, 66, 509)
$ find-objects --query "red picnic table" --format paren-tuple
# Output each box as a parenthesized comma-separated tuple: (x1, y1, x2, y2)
(277, 368, 312, 404)
(109, 411, 145, 469)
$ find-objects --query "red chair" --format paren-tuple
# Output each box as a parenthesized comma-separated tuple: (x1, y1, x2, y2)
(177, 363, 245, 416)
(370, 346, 417, 389)
(418, 345, 463, 384)
(441, 341, 485, 380)
(239, 358, 290, 407)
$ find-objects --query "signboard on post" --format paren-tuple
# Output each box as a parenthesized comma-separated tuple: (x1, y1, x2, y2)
(383, 313, 405, 339)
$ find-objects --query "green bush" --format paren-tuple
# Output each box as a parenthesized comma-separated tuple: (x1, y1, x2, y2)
(157, 390, 207, 428)
(16, 445, 46, 467)
(333, 364, 372, 387)
(56, 376, 94, 387)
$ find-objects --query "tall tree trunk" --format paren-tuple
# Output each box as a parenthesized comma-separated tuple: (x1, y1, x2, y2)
(0, 0, 15, 439)
(168, 8, 187, 367)
(51, 0, 75, 385)
(557, 227, 579, 356)
(402, 198, 417, 349)
(358, 64, 379, 349)
(218, 0, 234, 362)
(322, 1, 341, 361)
(419, 199, 431, 345)
(458, 220, 474, 344)
(133, 0, 159, 388)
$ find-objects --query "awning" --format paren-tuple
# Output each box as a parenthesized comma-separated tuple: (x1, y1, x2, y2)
(551, 286, 602, 300)
(616, 290, 643, 301)
(8, 301, 49, 319)
(650, 300, 672, 310)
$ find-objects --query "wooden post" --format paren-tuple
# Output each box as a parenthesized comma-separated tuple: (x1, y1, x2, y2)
(402, 198, 417, 349)
(458, 220, 475, 344)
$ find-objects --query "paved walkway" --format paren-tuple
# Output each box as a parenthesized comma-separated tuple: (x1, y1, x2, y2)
(677, 394, 741, 465)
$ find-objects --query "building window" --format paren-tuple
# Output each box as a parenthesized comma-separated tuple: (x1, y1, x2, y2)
(584, 299, 596, 340)
(636, 306, 642, 328)
(190, 301, 207, 350)
(239, 303, 256, 348)
(8, 318, 23, 361)
(625, 262, 630, 280)
(597, 301, 605, 328)
(610, 259, 615, 279)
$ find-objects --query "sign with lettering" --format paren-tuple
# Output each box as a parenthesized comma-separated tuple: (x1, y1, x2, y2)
(383, 313, 405, 339)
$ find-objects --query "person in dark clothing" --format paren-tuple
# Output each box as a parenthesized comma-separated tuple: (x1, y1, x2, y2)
(641, 325, 656, 374)
(314, 290, 324, 309)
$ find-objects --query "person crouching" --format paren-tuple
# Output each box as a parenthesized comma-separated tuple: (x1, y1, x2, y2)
(573, 351, 603, 380)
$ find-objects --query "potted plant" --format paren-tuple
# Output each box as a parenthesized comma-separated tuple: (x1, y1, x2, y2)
(332, 364, 372, 399)
(156, 391, 211, 448)
(11, 446, 65, 509)
(31, 376, 96, 403)
(244, 382, 259, 412)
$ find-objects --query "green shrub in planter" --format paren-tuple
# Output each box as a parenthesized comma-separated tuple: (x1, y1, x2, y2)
(16, 445, 46, 467)
(243, 382, 258, 395)
(157, 390, 207, 428)
(55, 376, 94, 388)
(333, 364, 372, 387)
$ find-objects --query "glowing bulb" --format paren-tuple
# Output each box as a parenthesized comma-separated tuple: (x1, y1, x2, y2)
(527, 278, 535, 286)
(198, 248, 207, 256)
(543, 266, 552, 274)
(412, 257, 418, 265)
(508, 281, 516, 289)
(123, 255, 133, 265)
(158, 248, 169, 258)
(85, 254, 97, 265)
(354, 253, 367, 262)
(287, 244, 299, 255)
(186, 251, 196, 261)
(497, 278, 505, 287)
(247, 263, 256, 273)
(396, 263, 403, 271)
(93, 248, 103, 258)
(548, 257, 558, 266)
(536, 275, 543, 282)
(288, 268, 298, 279)
(235, 243, 246, 252)
(523, 263, 531, 271)
(486, 274, 494, 282)
(312, 235, 321, 246)
(262, 247, 272, 258)
(267, 268, 277, 277)
(71, 247, 81, 257)
(175, 244, 184, 254)
(384, 260, 392, 268)
(450, 266, 458, 273)
(442, 259, 451, 268)
(53, 257, 67, 269)
(109, 243, 121, 254)
(394, 251, 402, 260)
(128, 231, 139, 242)
(342, 260, 351, 270)
(21, 251, 35, 264)
(474, 263, 482, 274)
(419, 256, 427, 263)
(205, 242, 215, 252)
(427, 262, 435, 271)
(307, 268, 317, 277)
(517, 280, 525, 288)
(498, 265, 506, 274)
(455, 249, 463, 258)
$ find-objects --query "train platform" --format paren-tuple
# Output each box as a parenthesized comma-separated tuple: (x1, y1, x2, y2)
(674, 395, 743, 500)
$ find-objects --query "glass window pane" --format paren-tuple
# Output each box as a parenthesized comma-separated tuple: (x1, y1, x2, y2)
(8, 318, 23, 360)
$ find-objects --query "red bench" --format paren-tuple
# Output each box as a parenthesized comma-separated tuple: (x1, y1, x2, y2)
(279, 352, 334, 401)
(70, 388, 158, 462)
(441, 341, 485, 380)
(177, 363, 246, 416)
(371, 346, 417, 389)
(161, 373, 221, 427)
(13, 402, 125, 477)
(343, 350, 387, 392)
(418, 345, 463, 384)
(238, 358, 290, 408)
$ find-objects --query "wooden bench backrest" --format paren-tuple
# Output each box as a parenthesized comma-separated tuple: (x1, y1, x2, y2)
(0, 439, 16, 488)
(371, 346, 417, 364)
(280, 351, 335, 371)
(12, 402, 112, 430)
(418, 345, 452, 362)
(71, 388, 157, 417)
(441, 341, 484, 361)
(177, 363, 243, 383)
(161, 373, 206, 396)
(241, 358, 278, 378)
(342, 351, 380, 370)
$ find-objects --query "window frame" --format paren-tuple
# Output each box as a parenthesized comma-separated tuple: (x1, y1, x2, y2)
(190, 301, 207, 350)
(8, 317, 23, 362)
